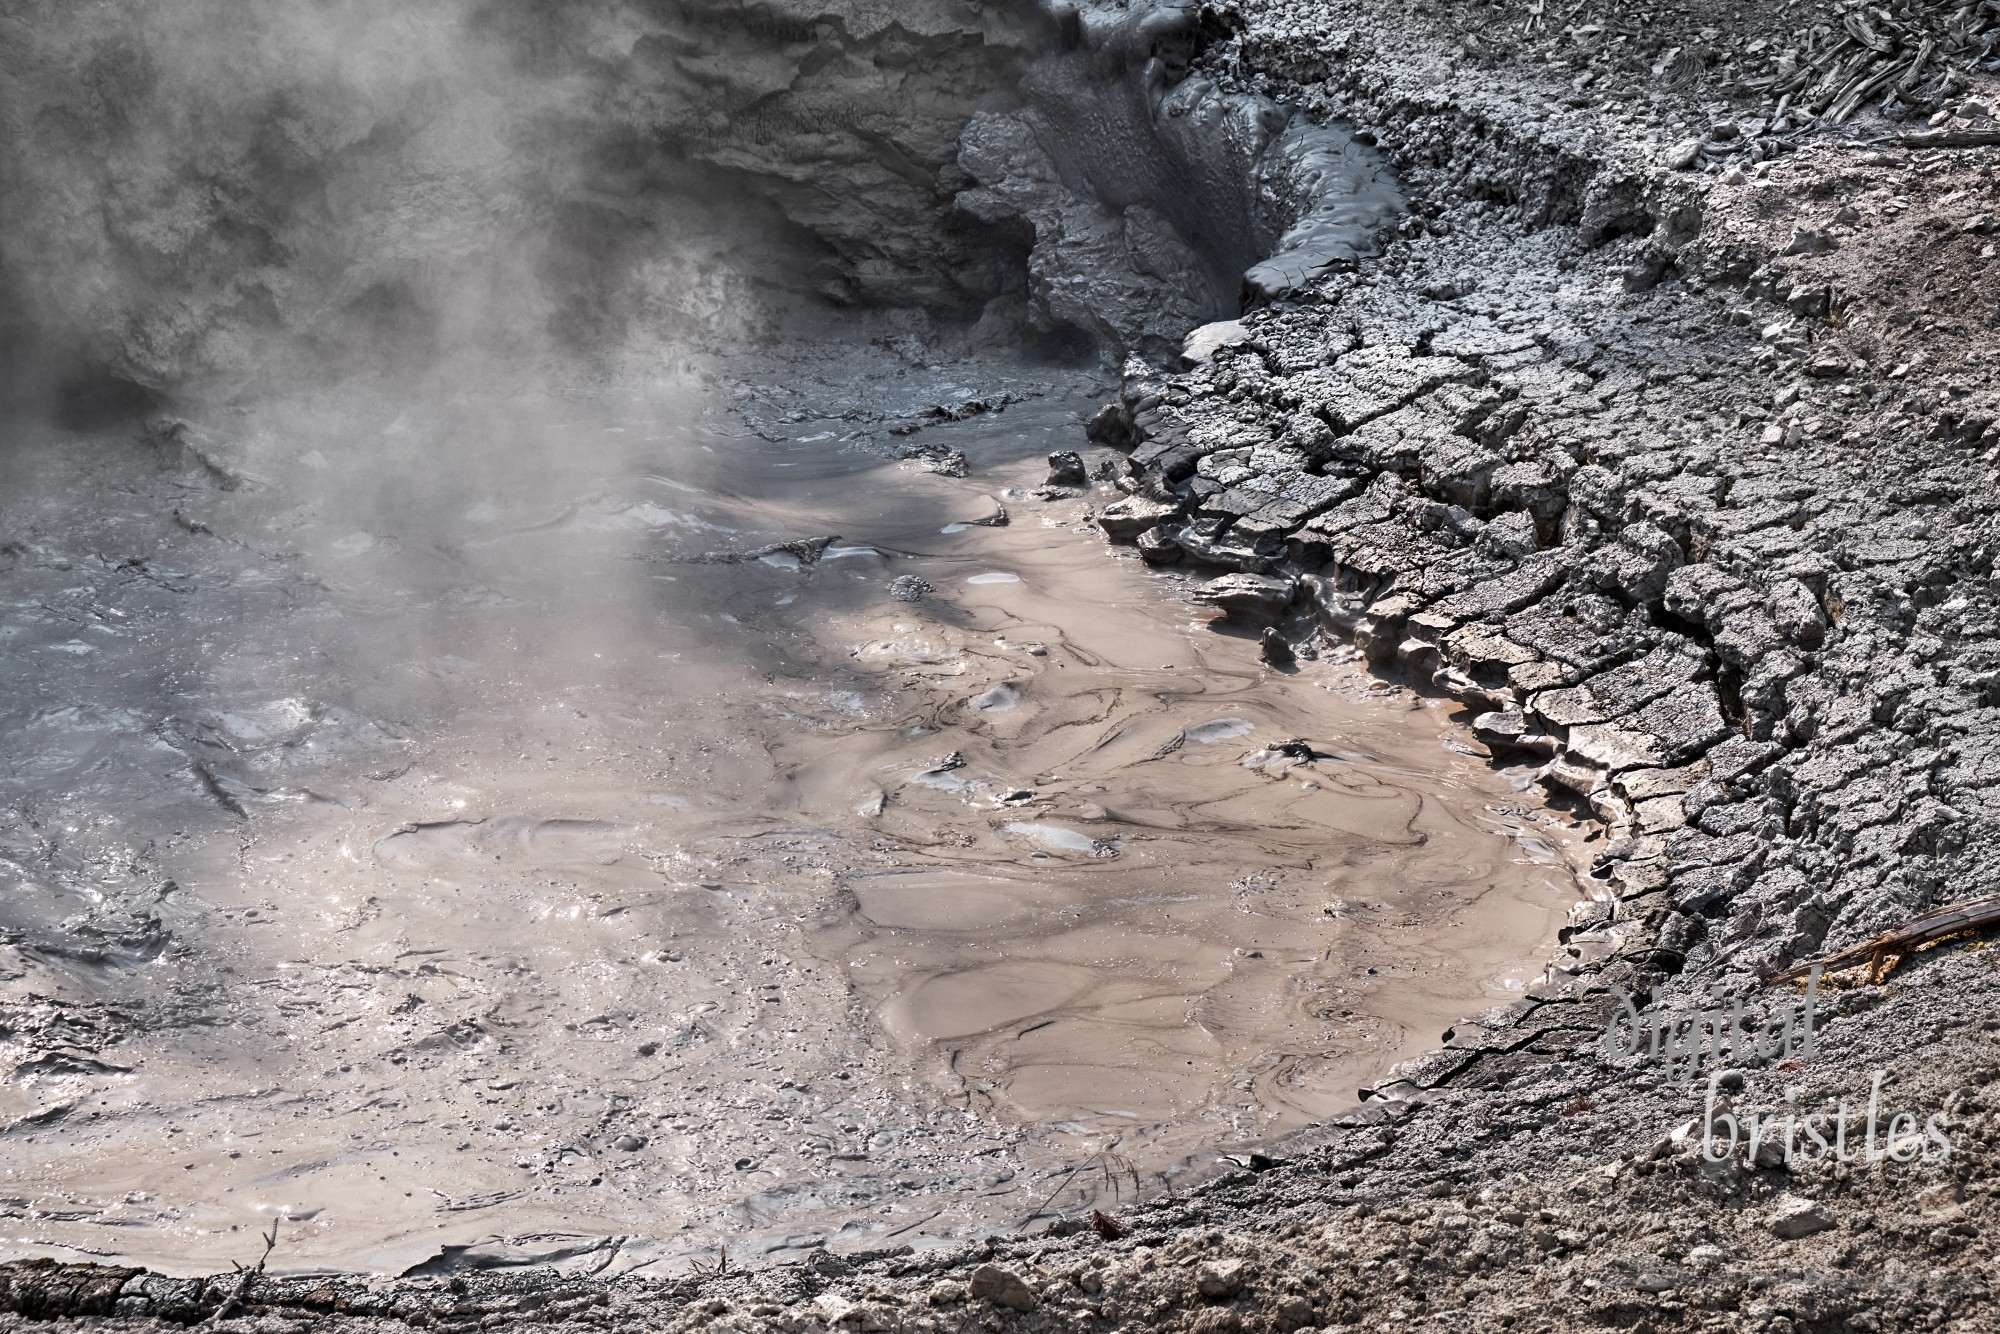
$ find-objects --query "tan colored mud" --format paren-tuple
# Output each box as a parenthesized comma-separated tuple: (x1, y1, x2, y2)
(0, 369, 1587, 1276)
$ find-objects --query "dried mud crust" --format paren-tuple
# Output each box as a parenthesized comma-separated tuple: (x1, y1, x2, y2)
(9, 0, 2000, 1331)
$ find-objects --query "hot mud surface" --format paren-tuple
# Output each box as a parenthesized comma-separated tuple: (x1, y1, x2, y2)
(0, 353, 1586, 1275)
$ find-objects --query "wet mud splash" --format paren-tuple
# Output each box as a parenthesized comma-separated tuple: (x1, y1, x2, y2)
(0, 358, 1587, 1276)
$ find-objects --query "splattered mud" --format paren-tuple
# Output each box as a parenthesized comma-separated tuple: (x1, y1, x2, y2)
(0, 357, 1587, 1275)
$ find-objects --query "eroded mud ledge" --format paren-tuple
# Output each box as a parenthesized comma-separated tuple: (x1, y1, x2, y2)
(5, 0, 2000, 1328)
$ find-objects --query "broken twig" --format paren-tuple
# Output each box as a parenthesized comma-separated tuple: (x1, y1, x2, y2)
(206, 1218, 279, 1327)
(1899, 127, 2000, 148)
(1767, 892, 2000, 986)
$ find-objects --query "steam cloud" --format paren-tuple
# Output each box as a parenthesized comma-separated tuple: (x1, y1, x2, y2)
(0, 0, 809, 409)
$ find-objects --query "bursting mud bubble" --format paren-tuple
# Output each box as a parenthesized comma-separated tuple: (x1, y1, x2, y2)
(4, 0, 2000, 1330)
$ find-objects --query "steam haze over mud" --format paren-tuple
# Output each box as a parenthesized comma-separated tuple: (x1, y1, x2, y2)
(0, 1, 991, 403)
(5, 0, 579, 395)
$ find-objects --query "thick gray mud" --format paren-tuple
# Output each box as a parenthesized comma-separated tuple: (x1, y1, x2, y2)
(0, 353, 1588, 1275)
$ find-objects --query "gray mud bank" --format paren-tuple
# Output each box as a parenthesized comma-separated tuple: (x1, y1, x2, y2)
(7, 0, 2000, 1329)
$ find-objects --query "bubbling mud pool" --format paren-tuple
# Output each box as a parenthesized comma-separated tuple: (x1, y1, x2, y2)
(0, 355, 1590, 1276)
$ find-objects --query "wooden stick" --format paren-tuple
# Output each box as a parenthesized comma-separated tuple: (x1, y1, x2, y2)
(1767, 892, 2000, 986)
(1899, 128, 2000, 148)
(206, 1219, 279, 1327)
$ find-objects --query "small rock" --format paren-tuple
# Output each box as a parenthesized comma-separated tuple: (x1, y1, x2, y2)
(926, 1281, 966, 1308)
(1194, 1257, 1246, 1300)
(1175, 525, 1277, 573)
(1783, 228, 1836, 256)
(1085, 403, 1133, 449)
(1785, 284, 1830, 317)
(1480, 510, 1539, 558)
(1191, 572, 1295, 621)
(1622, 249, 1672, 292)
(1767, 579, 1826, 647)
(1917, 1182, 1965, 1214)
(888, 575, 934, 602)
(969, 1264, 1037, 1312)
(1274, 1296, 1316, 1327)
(1472, 709, 1529, 747)
(1098, 495, 1182, 540)
(900, 441, 968, 477)
(1136, 524, 1182, 564)
(1046, 451, 1087, 488)
(1769, 1195, 1836, 1240)
(1259, 627, 1296, 667)
(612, 1134, 646, 1152)
(1666, 137, 1703, 170)
(1182, 318, 1251, 365)
(812, 1294, 857, 1326)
